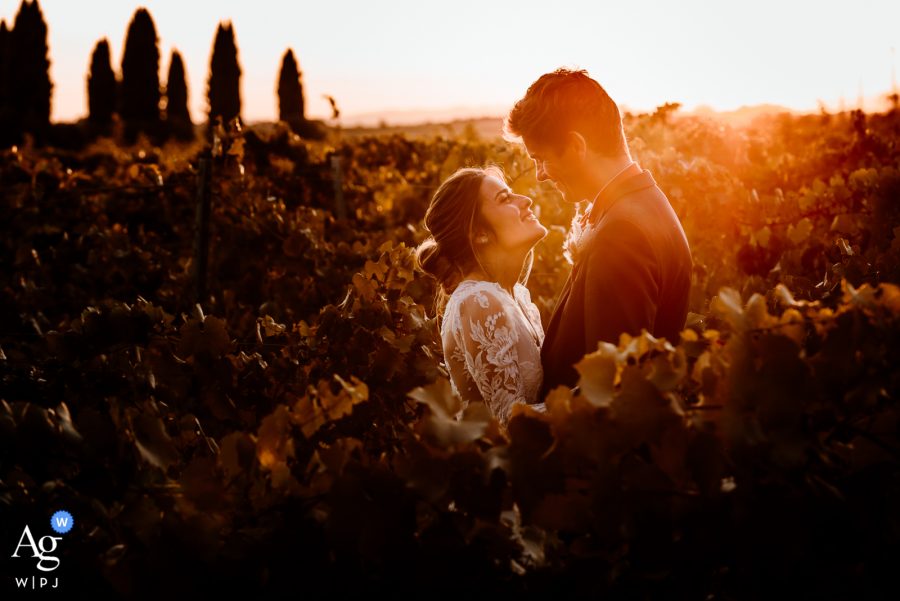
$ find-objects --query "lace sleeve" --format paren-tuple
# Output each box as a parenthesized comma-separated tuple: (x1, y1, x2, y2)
(449, 287, 534, 424)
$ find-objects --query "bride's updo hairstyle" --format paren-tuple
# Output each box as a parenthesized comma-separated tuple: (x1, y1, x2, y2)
(415, 165, 534, 321)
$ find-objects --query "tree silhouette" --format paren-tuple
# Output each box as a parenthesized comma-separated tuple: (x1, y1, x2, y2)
(120, 8, 160, 142)
(8, 0, 52, 143)
(887, 91, 899, 113)
(87, 38, 116, 134)
(207, 21, 241, 129)
(0, 20, 13, 146)
(277, 48, 305, 131)
(165, 50, 193, 141)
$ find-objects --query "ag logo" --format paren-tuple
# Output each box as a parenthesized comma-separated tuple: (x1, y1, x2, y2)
(10, 510, 73, 590)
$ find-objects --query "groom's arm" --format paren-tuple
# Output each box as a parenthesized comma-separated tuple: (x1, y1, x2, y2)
(582, 219, 659, 351)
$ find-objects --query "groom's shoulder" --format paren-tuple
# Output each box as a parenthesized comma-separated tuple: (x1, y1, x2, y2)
(604, 182, 682, 235)
(613, 178, 670, 214)
(594, 192, 659, 239)
(584, 186, 682, 257)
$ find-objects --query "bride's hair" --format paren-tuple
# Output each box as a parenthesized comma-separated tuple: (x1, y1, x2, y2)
(415, 165, 535, 321)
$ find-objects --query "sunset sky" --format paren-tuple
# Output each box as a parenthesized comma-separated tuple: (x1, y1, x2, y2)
(1, 0, 898, 125)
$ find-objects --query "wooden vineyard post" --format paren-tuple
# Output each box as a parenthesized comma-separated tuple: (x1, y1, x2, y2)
(331, 154, 347, 219)
(193, 155, 212, 305)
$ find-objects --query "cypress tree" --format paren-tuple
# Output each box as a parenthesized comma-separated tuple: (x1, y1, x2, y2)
(277, 48, 305, 132)
(165, 49, 193, 140)
(87, 38, 116, 132)
(0, 20, 12, 146)
(207, 21, 241, 128)
(9, 0, 52, 140)
(120, 8, 160, 141)
(0, 21, 9, 107)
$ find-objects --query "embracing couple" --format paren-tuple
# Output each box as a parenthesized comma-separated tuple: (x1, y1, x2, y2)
(415, 68, 693, 425)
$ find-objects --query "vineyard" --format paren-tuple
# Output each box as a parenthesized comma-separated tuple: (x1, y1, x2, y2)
(2, 107, 899, 598)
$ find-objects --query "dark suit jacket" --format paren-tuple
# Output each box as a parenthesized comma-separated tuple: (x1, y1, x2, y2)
(539, 166, 692, 399)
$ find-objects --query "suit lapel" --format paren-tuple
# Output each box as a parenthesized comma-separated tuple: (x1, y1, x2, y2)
(542, 271, 572, 355)
(589, 169, 657, 227)
(541, 168, 660, 386)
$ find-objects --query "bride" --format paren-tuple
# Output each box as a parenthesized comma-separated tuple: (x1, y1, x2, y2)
(415, 166, 549, 425)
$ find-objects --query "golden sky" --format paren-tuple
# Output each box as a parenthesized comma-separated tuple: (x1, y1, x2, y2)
(2, 0, 898, 125)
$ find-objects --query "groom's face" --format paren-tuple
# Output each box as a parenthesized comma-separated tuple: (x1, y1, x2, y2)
(522, 135, 585, 203)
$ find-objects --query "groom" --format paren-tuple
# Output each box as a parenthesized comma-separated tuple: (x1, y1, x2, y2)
(504, 68, 692, 399)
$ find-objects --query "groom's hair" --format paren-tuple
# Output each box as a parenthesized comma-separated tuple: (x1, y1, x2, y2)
(504, 68, 628, 157)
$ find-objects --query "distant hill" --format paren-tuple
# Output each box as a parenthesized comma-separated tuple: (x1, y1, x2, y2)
(333, 104, 799, 139)
(340, 117, 504, 140)
(338, 105, 508, 128)
(688, 103, 795, 126)
(245, 102, 873, 142)
(332, 103, 801, 137)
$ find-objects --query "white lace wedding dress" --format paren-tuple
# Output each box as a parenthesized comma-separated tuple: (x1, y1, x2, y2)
(441, 279, 547, 425)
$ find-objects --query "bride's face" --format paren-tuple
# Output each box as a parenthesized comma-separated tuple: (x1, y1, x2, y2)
(476, 175, 548, 252)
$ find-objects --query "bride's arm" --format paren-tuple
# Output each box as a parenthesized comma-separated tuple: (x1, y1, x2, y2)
(449, 288, 532, 425)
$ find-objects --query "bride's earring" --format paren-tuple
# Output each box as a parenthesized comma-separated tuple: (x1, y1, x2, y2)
(475, 234, 489, 244)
